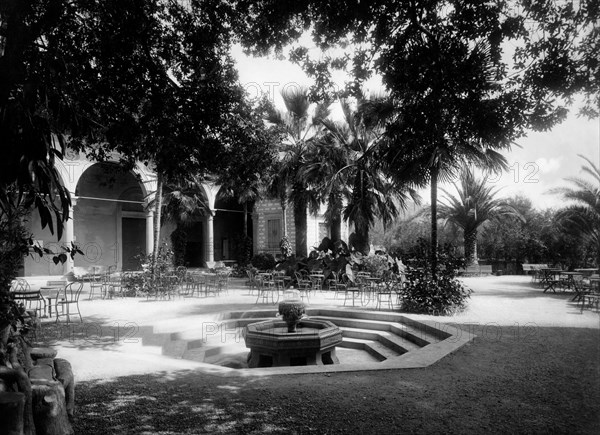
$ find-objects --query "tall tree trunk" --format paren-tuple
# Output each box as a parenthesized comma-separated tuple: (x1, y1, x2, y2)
(293, 199, 307, 258)
(464, 228, 477, 265)
(430, 166, 439, 279)
(280, 196, 288, 237)
(330, 213, 342, 245)
(243, 202, 248, 237)
(152, 172, 163, 277)
(354, 224, 370, 254)
(596, 235, 600, 269)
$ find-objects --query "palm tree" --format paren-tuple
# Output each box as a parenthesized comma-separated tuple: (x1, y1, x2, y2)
(308, 94, 417, 253)
(149, 173, 209, 267)
(264, 87, 330, 257)
(439, 167, 521, 264)
(379, 37, 512, 278)
(552, 155, 600, 267)
(265, 158, 291, 238)
(301, 129, 348, 245)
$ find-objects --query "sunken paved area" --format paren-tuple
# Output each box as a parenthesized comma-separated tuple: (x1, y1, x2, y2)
(32, 275, 599, 381)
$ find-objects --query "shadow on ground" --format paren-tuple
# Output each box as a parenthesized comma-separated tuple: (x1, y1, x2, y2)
(73, 325, 600, 435)
(36, 315, 121, 351)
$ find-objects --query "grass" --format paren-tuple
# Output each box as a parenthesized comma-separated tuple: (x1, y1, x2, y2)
(73, 323, 600, 434)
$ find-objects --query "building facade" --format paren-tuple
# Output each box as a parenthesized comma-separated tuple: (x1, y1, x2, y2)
(21, 152, 344, 276)
(23, 151, 244, 276)
(252, 198, 350, 258)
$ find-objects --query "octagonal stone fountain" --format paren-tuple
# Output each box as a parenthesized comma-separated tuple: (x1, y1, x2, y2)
(244, 290, 343, 368)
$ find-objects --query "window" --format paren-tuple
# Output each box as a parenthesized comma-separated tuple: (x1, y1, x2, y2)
(267, 219, 281, 249)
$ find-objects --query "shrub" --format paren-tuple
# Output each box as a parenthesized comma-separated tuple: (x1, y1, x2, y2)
(400, 240, 471, 315)
(233, 234, 253, 266)
(251, 252, 276, 270)
(170, 227, 187, 267)
(360, 254, 390, 276)
(132, 244, 174, 295)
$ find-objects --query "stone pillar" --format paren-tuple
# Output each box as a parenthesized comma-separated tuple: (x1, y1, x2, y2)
(205, 211, 215, 265)
(63, 199, 75, 275)
(146, 210, 154, 256)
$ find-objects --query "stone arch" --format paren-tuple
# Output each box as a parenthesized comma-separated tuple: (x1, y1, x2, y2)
(73, 162, 148, 271)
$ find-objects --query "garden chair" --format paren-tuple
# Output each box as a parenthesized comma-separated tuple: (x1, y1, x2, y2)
(188, 272, 205, 297)
(324, 271, 344, 300)
(175, 266, 190, 297)
(205, 273, 220, 297)
(11, 278, 47, 319)
(579, 275, 600, 312)
(571, 274, 591, 303)
(375, 275, 398, 311)
(216, 270, 231, 296)
(88, 266, 107, 300)
(102, 271, 123, 299)
(55, 281, 84, 324)
(160, 274, 179, 300)
(340, 273, 361, 307)
(308, 269, 324, 292)
(292, 272, 311, 303)
(256, 272, 277, 304)
(245, 269, 260, 296)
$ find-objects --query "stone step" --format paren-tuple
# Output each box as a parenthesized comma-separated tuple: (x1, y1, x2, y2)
(161, 339, 189, 359)
(177, 321, 248, 347)
(130, 326, 178, 355)
(339, 327, 419, 353)
(312, 316, 440, 347)
(340, 338, 397, 361)
(390, 323, 441, 347)
(181, 347, 207, 362)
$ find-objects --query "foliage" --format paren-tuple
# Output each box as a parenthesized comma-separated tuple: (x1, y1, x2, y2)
(278, 301, 306, 323)
(0, 205, 81, 332)
(360, 254, 390, 277)
(304, 93, 416, 252)
(479, 195, 597, 270)
(233, 234, 254, 267)
(400, 240, 470, 315)
(128, 245, 174, 295)
(551, 155, 600, 267)
(263, 86, 330, 257)
(170, 227, 187, 267)
(238, 0, 595, 277)
(279, 236, 293, 258)
(514, 1, 599, 119)
(216, 95, 280, 229)
(439, 167, 522, 263)
(251, 252, 276, 271)
(136, 245, 174, 277)
(0, 1, 81, 243)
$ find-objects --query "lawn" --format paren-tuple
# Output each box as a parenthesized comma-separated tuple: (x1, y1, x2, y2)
(72, 324, 599, 434)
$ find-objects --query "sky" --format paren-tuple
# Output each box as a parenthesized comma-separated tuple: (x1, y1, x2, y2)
(230, 44, 600, 212)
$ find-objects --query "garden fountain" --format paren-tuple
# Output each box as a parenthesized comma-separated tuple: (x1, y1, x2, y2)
(243, 290, 343, 368)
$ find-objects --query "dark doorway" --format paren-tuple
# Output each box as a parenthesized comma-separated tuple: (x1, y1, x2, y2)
(122, 218, 146, 270)
(185, 221, 204, 267)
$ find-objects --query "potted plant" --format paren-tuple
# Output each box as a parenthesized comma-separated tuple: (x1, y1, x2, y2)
(278, 290, 305, 332)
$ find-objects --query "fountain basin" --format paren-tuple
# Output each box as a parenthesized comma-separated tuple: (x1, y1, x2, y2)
(244, 319, 343, 368)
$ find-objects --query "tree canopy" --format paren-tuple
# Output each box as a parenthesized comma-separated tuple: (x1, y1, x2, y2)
(1, 0, 275, 234)
(237, 0, 598, 273)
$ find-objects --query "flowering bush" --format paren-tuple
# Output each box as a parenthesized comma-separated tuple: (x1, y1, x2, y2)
(279, 235, 293, 258)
